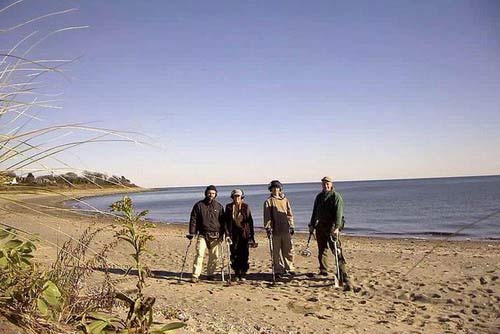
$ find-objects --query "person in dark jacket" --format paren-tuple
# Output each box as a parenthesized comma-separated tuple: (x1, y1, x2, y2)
(187, 185, 226, 283)
(225, 188, 255, 281)
(308, 176, 353, 291)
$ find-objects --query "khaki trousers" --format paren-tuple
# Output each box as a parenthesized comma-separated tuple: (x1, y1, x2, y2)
(192, 236, 221, 278)
(271, 233, 294, 274)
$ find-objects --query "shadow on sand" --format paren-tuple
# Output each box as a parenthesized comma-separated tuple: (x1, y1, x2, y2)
(95, 267, 338, 288)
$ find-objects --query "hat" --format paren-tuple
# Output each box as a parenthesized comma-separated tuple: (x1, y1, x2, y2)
(268, 180, 283, 191)
(204, 185, 218, 196)
(231, 188, 244, 198)
(321, 176, 333, 183)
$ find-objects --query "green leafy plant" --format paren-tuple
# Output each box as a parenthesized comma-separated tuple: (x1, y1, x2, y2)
(0, 227, 66, 332)
(111, 196, 155, 292)
(81, 312, 122, 334)
(80, 196, 185, 334)
(0, 228, 36, 278)
(0, 223, 117, 332)
(36, 280, 63, 320)
(0, 228, 38, 307)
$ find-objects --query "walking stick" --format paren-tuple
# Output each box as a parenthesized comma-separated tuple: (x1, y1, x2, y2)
(330, 235, 340, 288)
(267, 230, 276, 284)
(179, 236, 194, 281)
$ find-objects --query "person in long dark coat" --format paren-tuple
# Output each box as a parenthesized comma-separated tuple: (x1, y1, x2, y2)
(225, 188, 255, 281)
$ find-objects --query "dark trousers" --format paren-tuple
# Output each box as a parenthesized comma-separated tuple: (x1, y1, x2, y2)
(316, 226, 350, 283)
(230, 238, 249, 276)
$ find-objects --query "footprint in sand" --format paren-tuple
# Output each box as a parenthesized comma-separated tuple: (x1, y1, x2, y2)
(286, 300, 322, 314)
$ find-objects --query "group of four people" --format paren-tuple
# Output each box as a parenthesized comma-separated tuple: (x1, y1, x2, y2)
(187, 176, 352, 291)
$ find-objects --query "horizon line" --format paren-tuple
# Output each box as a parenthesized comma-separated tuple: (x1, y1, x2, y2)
(150, 173, 500, 189)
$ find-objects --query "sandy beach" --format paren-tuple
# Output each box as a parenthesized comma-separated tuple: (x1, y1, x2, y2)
(0, 189, 498, 334)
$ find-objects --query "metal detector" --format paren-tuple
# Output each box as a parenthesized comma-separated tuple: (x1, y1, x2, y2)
(179, 236, 194, 281)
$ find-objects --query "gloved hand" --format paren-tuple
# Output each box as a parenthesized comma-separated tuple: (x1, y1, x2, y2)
(186, 234, 194, 240)
(308, 224, 315, 234)
(289, 228, 295, 236)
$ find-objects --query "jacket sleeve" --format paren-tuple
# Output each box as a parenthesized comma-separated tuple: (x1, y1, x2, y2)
(189, 204, 198, 235)
(225, 204, 232, 237)
(309, 195, 319, 227)
(219, 204, 228, 236)
(286, 198, 295, 228)
(334, 193, 344, 230)
(247, 205, 255, 240)
(263, 200, 272, 230)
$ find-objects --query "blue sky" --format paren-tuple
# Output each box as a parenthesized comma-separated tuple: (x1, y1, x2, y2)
(2, 0, 499, 187)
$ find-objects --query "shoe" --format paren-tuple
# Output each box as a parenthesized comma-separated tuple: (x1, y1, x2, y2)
(190, 277, 199, 283)
(343, 281, 353, 292)
(319, 271, 328, 276)
(287, 271, 296, 276)
(206, 275, 216, 281)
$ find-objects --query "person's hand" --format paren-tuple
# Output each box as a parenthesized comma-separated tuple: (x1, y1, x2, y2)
(186, 234, 194, 240)
(331, 228, 339, 239)
(308, 224, 315, 234)
(289, 227, 295, 236)
(226, 236, 232, 245)
(266, 228, 272, 238)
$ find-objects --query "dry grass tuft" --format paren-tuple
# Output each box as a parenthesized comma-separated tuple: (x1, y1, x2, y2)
(0, 2, 163, 333)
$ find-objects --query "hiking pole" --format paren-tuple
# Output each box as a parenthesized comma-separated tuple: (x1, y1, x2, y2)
(267, 229, 276, 284)
(300, 232, 314, 257)
(330, 235, 340, 288)
(179, 236, 194, 282)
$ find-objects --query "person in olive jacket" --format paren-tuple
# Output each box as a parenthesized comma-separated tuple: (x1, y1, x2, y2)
(309, 176, 352, 291)
(187, 185, 227, 283)
(225, 188, 255, 281)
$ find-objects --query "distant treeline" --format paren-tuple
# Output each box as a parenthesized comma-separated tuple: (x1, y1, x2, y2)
(0, 170, 137, 188)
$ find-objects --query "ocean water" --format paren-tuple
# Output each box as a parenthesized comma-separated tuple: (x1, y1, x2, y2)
(71, 176, 500, 240)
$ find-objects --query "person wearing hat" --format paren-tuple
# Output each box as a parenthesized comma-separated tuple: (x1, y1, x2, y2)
(263, 180, 295, 278)
(308, 176, 353, 291)
(187, 185, 227, 282)
(225, 188, 255, 281)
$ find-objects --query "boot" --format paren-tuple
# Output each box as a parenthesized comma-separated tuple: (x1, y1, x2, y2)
(343, 280, 353, 292)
